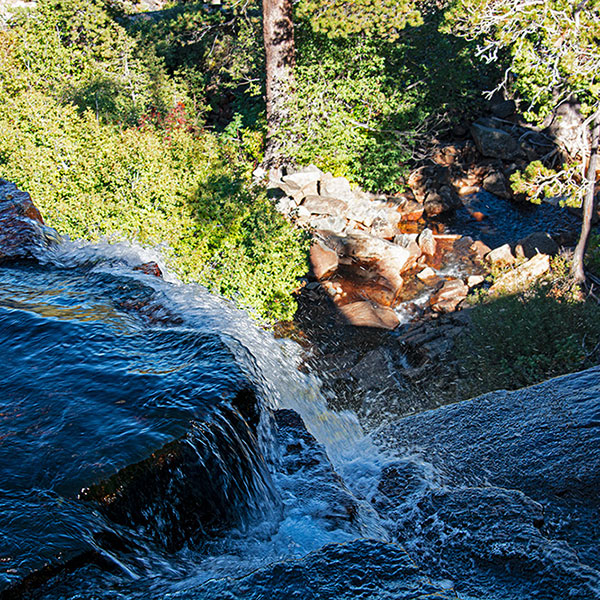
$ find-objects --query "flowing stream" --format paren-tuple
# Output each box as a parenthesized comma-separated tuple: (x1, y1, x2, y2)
(1, 237, 599, 600)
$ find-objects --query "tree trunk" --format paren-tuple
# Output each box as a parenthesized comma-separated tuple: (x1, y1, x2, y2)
(262, 0, 295, 168)
(572, 111, 599, 283)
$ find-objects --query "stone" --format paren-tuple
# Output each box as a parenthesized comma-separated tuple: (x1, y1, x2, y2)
(282, 170, 321, 191)
(252, 166, 267, 180)
(429, 279, 469, 313)
(343, 233, 409, 266)
(467, 275, 485, 288)
(133, 262, 163, 278)
(491, 99, 517, 119)
(302, 195, 348, 216)
(394, 233, 418, 247)
(546, 98, 587, 157)
(514, 232, 559, 259)
(275, 196, 296, 215)
(296, 204, 311, 219)
(457, 184, 480, 196)
(423, 190, 446, 217)
(310, 241, 339, 280)
(398, 200, 425, 221)
(0, 179, 60, 261)
(339, 301, 400, 329)
(486, 243, 515, 266)
(483, 170, 512, 199)
(423, 187, 460, 218)
(344, 198, 379, 227)
(471, 122, 519, 160)
(452, 236, 475, 255)
(470, 240, 492, 262)
(417, 228, 436, 257)
(309, 216, 347, 234)
(277, 182, 305, 202)
(370, 214, 399, 239)
(417, 267, 439, 284)
(320, 173, 353, 200)
(490, 253, 551, 294)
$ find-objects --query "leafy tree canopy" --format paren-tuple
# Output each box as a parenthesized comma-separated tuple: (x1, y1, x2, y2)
(445, 0, 600, 123)
(296, 0, 423, 40)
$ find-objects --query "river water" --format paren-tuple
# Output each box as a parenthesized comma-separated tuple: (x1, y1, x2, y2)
(1, 237, 599, 599)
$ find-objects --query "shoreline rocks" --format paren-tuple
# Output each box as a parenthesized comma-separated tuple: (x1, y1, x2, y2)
(0, 179, 60, 261)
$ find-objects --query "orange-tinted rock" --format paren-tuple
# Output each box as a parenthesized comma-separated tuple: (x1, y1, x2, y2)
(429, 279, 469, 313)
(470, 240, 492, 262)
(134, 262, 164, 278)
(339, 301, 400, 330)
(470, 211, 486, 222)
(310, 241, 339, 280)
(398, 201, 424, 221)
(0, 179, 58, 261)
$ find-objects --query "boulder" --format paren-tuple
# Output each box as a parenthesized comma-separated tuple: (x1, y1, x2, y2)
(491, 99, 517, 119)
(0, 179, 60, 261)
(398, 200, 424, 221)
(345, 198, 380, 227)
(482, 170, 512, 199)
(429, 279, 469, 313)
(417, 228, 436, 257)
(417, 267, 440, 285)
(302, 195, 348, 216)
(514, 232, 559, 259)
(320, 173, 354, 201)
(339, 301, 400, 329)
(467, 275, 485, 288)
(486, 243, 516, 266)
(370, 213, 400, 239)
(489, 253, 550, 294)
(470, 240, 492, 262)
(309, 216, 347, 234)
(310, 241, 339, 280)
(133, 262, 163, 278)
(471, 122, 519, 160)
(282, 170, 321, 197)
(423, 187, 459, 218)
(343, 233, 411, 273)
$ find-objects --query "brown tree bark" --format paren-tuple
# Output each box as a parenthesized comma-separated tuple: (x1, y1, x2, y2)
(262, 0, 296, 168)
(572, 110, 599, 283)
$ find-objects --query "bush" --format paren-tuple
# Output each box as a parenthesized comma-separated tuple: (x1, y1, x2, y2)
(0, 0, 308, 322)
(456, 283, 600, 396)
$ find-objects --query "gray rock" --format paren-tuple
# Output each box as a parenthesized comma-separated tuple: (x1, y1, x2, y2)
(320, 173, 354, 200)
(483, 170, 512, 199)
(514, 231, 559, 259)
(309, 216, 347, 234)
(417, 228, 436, 257)
(471, 122, 519, 159)
(491, 99, 516, 119)
(302, 195, 348, 216)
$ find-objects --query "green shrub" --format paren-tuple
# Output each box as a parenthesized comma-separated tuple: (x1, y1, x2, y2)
(456, 283, 600, 396)
(0, 0, 308, 322)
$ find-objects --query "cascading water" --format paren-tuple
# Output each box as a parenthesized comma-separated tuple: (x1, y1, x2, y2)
(2, 233, 600, 600)
(0, 238, 392, 599)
